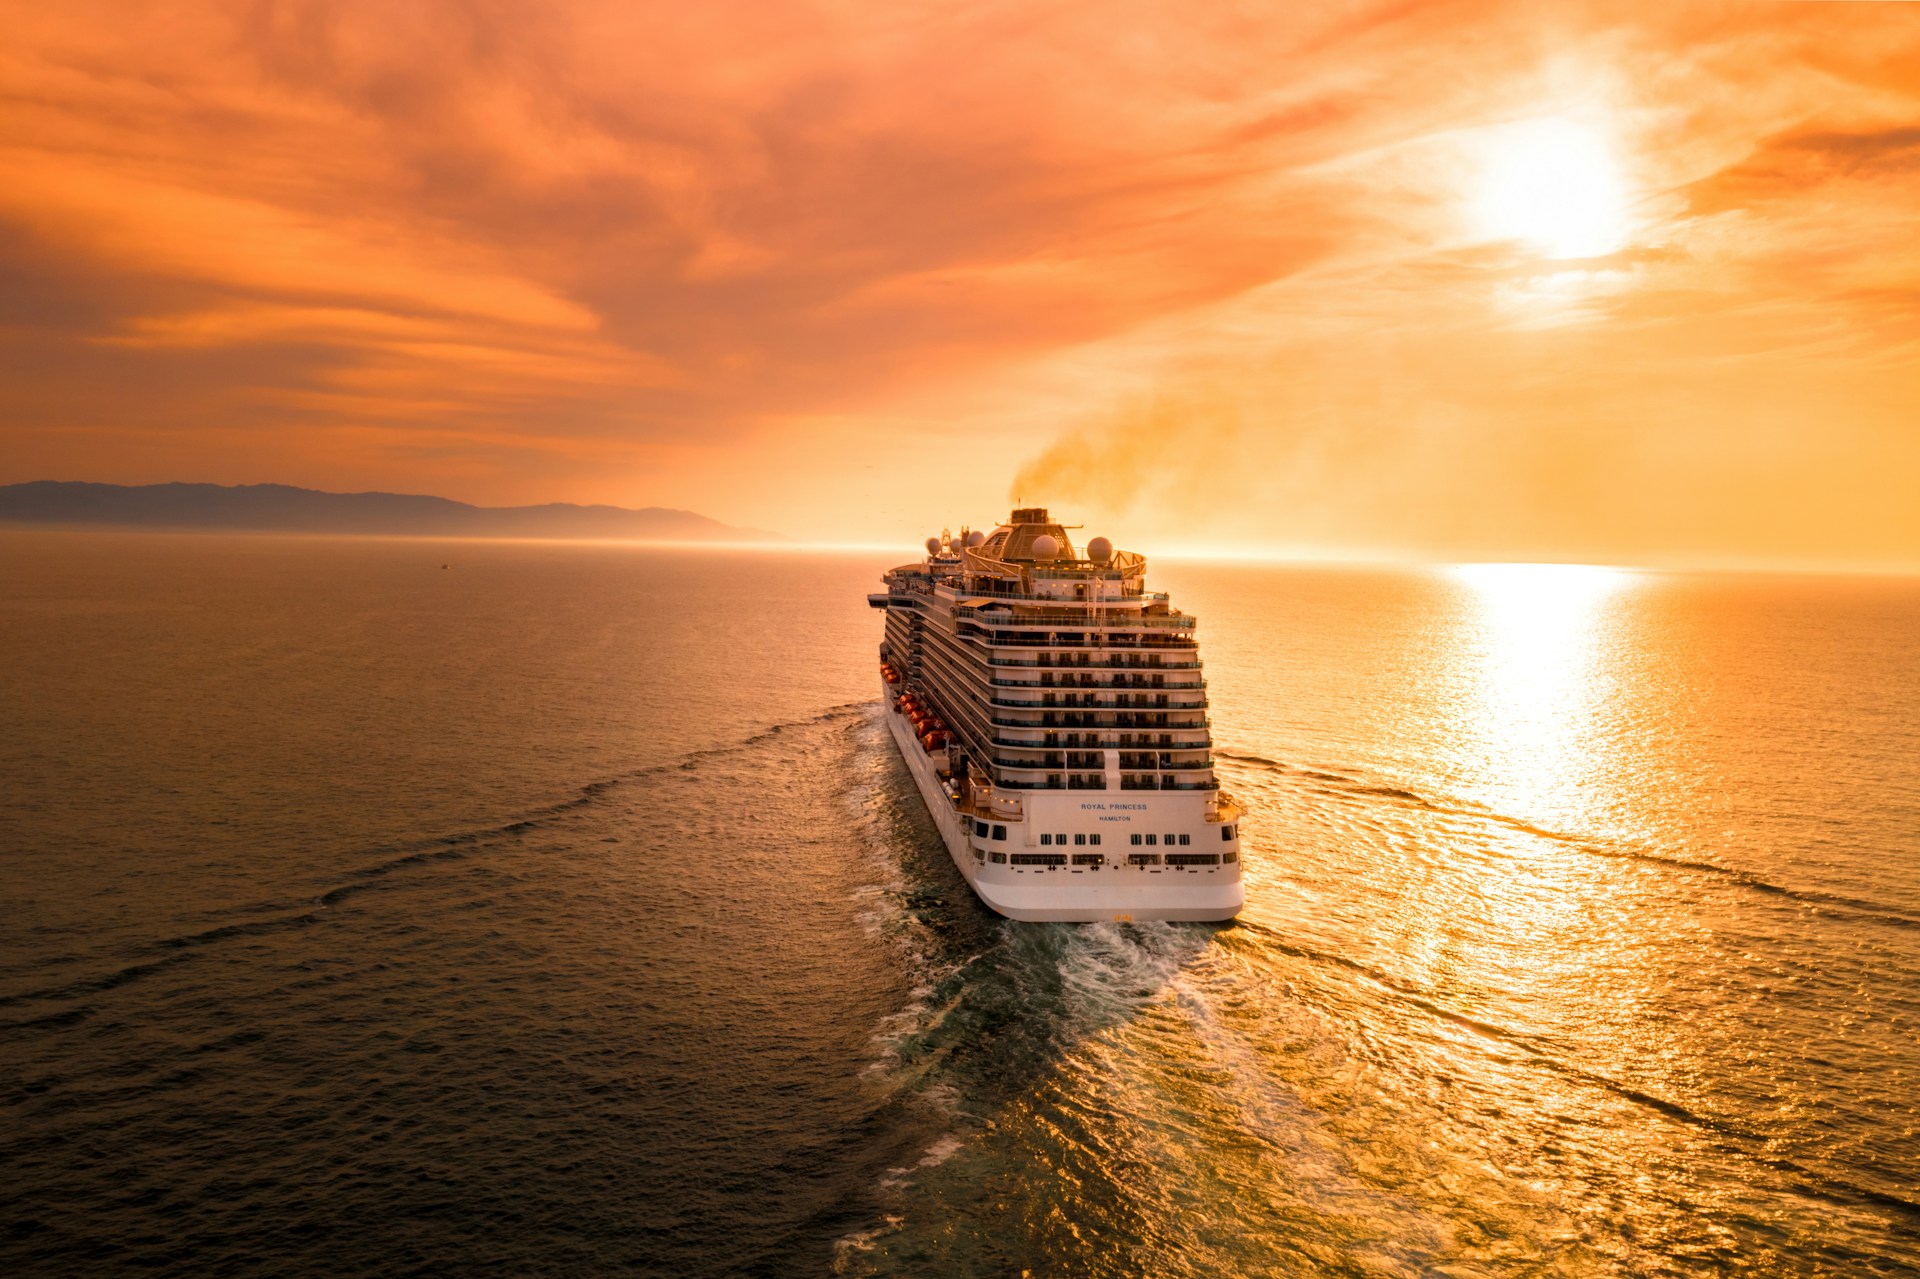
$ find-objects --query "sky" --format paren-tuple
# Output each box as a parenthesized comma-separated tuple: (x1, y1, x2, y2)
(3, 1, 1917, 567)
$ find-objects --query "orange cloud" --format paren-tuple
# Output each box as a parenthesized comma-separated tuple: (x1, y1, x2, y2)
(0, 1, 1916, 564)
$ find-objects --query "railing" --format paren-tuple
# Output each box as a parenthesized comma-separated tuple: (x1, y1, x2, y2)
(975, 628, 1198, 644)
(989, 692, 1209, 709)
(997, 778, 1109, 791)
(989, 734, 1212, 750)
(989, 754, 1214, 773)
(960, 605, 1169, 620)
(998, 777, 1220, 792)
(990, 676, 1208, 692)
(984, 655, 1203, 670)
(976, 622, 1197, 640)
(990, 713, 1212, 729)
(948, 581, 1159, 596)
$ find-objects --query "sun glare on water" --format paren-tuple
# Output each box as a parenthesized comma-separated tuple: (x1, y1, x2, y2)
(1446, 562, 1635, 818)
(1473, 117, 1632, 259)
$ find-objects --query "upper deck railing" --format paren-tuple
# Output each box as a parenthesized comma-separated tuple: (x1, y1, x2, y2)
(983, 654, 1202, 670)
(990, 713, 1211, 730)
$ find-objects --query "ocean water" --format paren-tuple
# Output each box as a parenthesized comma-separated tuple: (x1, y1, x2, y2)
(2, 531, 1917, 1277)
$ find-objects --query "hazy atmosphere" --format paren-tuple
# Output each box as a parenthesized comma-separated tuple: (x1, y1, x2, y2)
(4, 1, 1917, 566)
(8, 9, 1920, 1275)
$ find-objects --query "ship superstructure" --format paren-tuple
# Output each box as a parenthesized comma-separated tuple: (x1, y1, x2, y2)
(868, 509, 1243, 922)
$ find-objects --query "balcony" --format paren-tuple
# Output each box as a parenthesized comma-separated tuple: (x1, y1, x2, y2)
(998, 776, 1220, 792)
(982, 653, 1203, 671)
(987, 649, 1197, 667)
(989, 691, 1207, 710)
(980, 633, 1198, 649)
(990, 754, 1214, 774)
(990, 712, 1212, 730)
(989, 734, 1212, 750)
(996, 674, 1206, 692)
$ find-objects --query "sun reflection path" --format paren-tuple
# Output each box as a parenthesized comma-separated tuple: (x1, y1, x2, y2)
(1390, 564, 1678, 1121)
(1445, 562, 1635, 825)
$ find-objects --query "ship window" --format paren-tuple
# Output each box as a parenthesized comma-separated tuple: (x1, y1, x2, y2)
(975, 820, 988, 837)
(1222, 825, 1235, 841)
(1145, 834, 1157, 846)
(1223, 851, 1238, 864)
(1127, 853, 1159, 867)
(993, 825, 1006, 840)
(1055, 833, 1066, 844)
(1072, 854, 1104, 868)
(1090, 834, 1101, 846)
(1073, 833, 1086, 845)
(1040, 833, 1052, 845)
(1178, 834, 1191, 846)
(1013, 853, 1067, 867)
(1164, 833, 1176, 845)
(989, 851, 1007, 864)
(1167, 853, 1219, 867)
(1130, 834, 1142, 846)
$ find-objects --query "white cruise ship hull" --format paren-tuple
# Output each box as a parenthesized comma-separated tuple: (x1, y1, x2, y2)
(884, 687, 1243, 923)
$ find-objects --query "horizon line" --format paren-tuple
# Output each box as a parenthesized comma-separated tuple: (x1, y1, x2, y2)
(6, 523, 1917, 578)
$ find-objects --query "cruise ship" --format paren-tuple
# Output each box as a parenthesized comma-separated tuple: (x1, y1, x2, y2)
(869, 509, 1243, 922)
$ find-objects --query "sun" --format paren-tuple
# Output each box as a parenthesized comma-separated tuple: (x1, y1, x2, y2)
(1473, 118, 1631, 259)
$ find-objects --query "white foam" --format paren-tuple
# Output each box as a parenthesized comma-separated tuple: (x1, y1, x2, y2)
(916, 1132, 963, 1168)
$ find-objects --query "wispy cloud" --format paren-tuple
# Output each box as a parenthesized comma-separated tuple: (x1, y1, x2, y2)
(1, 1, 1916, 564)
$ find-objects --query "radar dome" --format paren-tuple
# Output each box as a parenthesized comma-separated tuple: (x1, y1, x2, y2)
(925, 536, 942, 556)
(1087, 536, 1113, 562)
(965, 530, 986, 548)
(1031, 534, 1060, 560)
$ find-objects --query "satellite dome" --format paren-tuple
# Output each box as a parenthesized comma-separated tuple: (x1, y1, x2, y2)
(1087, 536, 1113, 562)
(925, 536, 943, 556)
(1031, 534, 1060, 560)
(966, 530, 986, 548)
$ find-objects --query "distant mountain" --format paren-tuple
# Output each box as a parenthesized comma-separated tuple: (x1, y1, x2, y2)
(0, 481, 782, 542)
